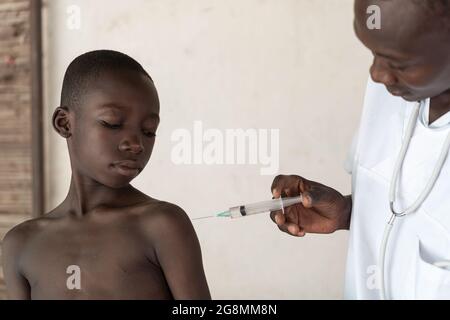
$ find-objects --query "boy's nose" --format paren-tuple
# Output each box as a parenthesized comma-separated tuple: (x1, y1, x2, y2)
(119, 135, 144, 154)
(370, 58, 397, 87)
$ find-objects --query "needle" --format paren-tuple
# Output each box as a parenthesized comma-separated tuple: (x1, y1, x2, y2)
(191, 215, 215, 221)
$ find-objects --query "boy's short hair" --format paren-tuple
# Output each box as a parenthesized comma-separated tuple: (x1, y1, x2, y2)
(60, 50, 153, 114)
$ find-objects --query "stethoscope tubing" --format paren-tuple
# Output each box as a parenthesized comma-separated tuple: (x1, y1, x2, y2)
(380, 101, 450, 300)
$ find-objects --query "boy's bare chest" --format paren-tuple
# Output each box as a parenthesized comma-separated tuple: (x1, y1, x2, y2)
(20, 218, 169, 299)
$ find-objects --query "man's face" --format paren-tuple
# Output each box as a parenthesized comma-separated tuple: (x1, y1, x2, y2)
(69, 70, 160, 188)
(354, 0, 450, 101)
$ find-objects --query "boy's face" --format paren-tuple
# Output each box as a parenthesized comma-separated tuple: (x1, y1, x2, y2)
(354, 0, 450, 101)
(66, 70, 160, 188)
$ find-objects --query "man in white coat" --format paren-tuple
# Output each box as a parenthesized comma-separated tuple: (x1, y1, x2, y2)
(270, 0, 450, 299)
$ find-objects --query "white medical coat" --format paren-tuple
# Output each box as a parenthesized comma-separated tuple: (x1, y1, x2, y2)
(344, 78, 450, 299)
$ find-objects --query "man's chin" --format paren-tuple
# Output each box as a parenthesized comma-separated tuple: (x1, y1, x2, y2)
(400, 94, 418, 102)
(386, 87, 421, 101)
(392, 91, 421, 102)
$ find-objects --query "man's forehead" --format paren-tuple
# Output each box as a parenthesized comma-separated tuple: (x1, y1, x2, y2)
(355, 0, 437, 33)
(354, 0, 434, 57)
(353, 19, 412, 61)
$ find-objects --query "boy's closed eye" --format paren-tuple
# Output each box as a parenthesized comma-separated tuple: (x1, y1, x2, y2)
(99, 120, 157, 138)
(100, 120, 121, 129)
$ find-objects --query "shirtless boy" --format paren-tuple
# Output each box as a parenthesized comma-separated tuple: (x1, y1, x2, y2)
(2, 50, 211, 300)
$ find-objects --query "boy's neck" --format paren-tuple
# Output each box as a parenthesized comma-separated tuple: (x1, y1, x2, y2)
(429, 89, 450, 124)
(60, 176, 146, 217)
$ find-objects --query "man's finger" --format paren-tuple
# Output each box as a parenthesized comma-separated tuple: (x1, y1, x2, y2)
(284, 205, 305, 236)
(277, 224, 289, 233)
(284, 222, 305, 237)
(302, 192, 314, 208)
(271, 175, 285, 194)
(277, 223, 305, 237)
(272, 188, 281, 198)
(270, 210, 285, 225)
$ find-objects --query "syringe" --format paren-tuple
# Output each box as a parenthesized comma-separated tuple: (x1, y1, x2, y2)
(213, 195, 303, 219)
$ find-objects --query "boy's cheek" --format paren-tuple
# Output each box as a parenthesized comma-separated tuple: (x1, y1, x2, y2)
(89, 129, 117, 145)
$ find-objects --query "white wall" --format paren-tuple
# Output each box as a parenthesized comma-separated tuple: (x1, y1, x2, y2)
(42, 0, 371, 299)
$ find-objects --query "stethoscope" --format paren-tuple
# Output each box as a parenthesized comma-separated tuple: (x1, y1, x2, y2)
(379, 100, 450, 300)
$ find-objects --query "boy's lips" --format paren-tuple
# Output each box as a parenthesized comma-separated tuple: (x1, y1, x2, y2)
(112, 160, 142, 177)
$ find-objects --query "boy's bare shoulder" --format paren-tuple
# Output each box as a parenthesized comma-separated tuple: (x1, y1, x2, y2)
(1, 215, 52, 254)
(133, 199, 194, 241)
(135, 199, 190, 225)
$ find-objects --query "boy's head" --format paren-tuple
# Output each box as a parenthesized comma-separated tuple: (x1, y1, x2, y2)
(53, 50, 160, 188)
(354, 0, 450, 101)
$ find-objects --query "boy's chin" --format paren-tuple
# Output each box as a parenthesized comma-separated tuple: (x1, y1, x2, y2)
(110, 178, 135, 188)
(98, 176, 134, 189)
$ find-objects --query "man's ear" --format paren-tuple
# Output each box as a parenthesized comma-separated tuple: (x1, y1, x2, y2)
(52, 106, 72, 138)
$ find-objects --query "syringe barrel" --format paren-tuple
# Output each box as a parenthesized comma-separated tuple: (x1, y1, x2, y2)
(229, 195, 302, 218)
(229, 206, 246, 218)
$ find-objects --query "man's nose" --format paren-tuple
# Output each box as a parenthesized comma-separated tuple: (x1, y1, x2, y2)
(370, 57, 397, 87)
(119, 134, 144, 154)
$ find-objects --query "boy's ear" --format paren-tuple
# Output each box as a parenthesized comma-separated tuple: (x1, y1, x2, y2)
(52, 106, 72, 138)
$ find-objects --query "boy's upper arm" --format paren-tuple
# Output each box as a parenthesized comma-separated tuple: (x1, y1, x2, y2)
(142, 203, 211, 299)
(1, 225, 31, 299)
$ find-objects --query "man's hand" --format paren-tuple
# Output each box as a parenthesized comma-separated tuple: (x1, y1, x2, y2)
(270, 175, 352, 237)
